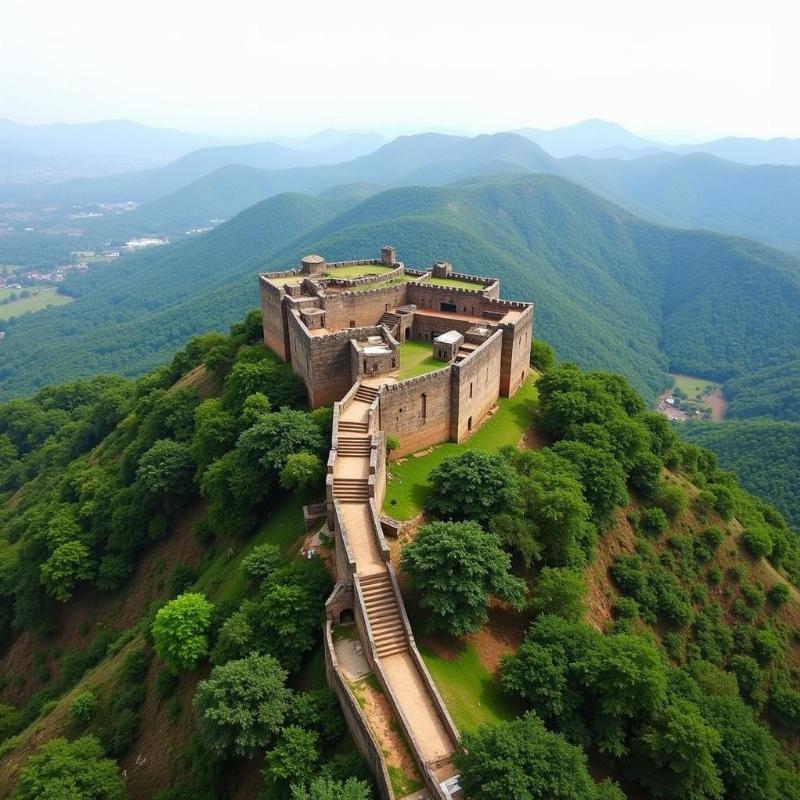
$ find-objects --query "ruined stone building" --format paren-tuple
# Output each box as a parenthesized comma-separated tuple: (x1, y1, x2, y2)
(258, 248, 534, 800)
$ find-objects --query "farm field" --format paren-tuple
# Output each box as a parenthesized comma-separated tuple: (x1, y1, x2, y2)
(0, 287, 73, 321)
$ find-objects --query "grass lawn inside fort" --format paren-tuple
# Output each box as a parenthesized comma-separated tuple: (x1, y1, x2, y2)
(396, 339, 447, 380)
(383, 376, 539, 519)
(322, 264, 395, 279)
(0, 287, 72, 320)
(422, 276, 485, 290)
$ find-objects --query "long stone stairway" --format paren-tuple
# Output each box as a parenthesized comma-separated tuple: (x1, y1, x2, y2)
(329, 379, 461, 799)
(360, 572, 409, 658)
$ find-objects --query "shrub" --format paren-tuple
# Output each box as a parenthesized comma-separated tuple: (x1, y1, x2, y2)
(240, 543, 282, 583)
(707, 565, 722, 585)
(768, 583, 790, 606)
(69, 690, 97, 724)
(530, 568, 587, 623)
(385, 435, 400, 453)
(655, 485, 687, 519)
(753, 627, 784, 664)
(742, 526, 773, 559)
(640, 507, 669, 538)
(280, 452, 324, 493)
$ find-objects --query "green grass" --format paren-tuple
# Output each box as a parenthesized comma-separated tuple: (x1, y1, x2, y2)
(420, 642, 520, 731)
(324, 264, 394, 279)
(343, 274, 418, 292)
(383, 377, 539, 519)
(0, 288, 72, 320)
(672, 373, 720, 401)
(192, 493, 309, 604)
(396, 339, 447, 380)
(423, 276, 487, 290)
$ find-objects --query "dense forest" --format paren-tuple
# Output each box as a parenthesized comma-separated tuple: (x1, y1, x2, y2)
(681, 420, 800, 532)
(0, 314, 799, 798)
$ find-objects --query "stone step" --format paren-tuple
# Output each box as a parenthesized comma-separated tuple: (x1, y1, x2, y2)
(338, 421, 369, 433)
(359, 572, 386, 584)
(377, 640, 409, 657)
(373, 623, 405, 639)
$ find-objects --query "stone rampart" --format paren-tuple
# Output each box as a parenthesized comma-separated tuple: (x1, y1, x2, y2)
(379, 367, 453, 458)
(450, 329, 503, 441)
(323, 623, 395, 800)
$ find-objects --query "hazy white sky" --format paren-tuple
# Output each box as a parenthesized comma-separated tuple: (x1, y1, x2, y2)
(0, 0, 797, 139)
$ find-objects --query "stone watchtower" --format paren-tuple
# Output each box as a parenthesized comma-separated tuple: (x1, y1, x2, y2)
(301, 254, 327, 275)
(381, 246, 396, 267)
(431, 260, 453, 279)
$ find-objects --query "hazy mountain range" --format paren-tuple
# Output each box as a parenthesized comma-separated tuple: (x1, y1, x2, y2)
(16, 129, 794, 257)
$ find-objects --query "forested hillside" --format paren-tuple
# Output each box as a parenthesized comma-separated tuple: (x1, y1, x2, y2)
(4, 174, 800, 407)
(1, 318, 799, 799)
(563, 152, 800, 252)
(681, 421, 800, 532)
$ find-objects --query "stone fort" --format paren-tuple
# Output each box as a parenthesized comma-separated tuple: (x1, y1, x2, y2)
(259, 246, 534, 457)
(258, 248, 534, 800)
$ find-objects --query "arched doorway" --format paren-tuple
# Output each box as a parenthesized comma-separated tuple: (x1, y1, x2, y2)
(404, 327, 411, 340)
(340, 608, 355, 625)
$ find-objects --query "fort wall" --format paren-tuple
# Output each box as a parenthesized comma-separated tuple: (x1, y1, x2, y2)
(258, 276, 290, 361)
(498, 303, 535, 397)
(323, 281, 411, 331)
(378, 367, 453, 458)
(451, 330, 503, 441)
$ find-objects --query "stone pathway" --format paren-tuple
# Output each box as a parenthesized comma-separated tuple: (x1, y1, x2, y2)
(329, 381, 460, 792)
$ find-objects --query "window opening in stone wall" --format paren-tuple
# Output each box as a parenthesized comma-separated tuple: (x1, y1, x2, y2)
(420, 393, 427, 419)
(469, 381, 473, 398)
(467, 416, 473, 431)
(350, 320, 356, 327)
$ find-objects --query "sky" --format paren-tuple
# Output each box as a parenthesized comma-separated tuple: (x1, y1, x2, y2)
(0, 0, 797, 140)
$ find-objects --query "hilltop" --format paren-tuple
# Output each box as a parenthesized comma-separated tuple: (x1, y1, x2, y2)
(0, 314, 799, 799)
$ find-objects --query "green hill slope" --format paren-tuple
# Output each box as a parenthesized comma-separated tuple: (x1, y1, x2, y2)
(3, 175, 800, 406)
(680, 420, 800, 532)
(0, 192, 340, 395)
(564, 152, 800, 252)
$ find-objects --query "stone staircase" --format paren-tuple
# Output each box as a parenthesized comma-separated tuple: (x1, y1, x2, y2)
(379, 311, 401, 336)
(336, 436, 372, 457)
(354, 384, 379, 404)
(333, 477, 370, 503)
(454, 341, 479, 363)
(360, 572, 409, 658)
(338, 419, 369, 434)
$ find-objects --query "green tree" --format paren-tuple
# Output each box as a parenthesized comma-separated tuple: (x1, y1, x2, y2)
(240, 543, 282, 582)
(530, 340, 556, 372)
(426, 451, 520, 525)
(190, 399, 238, 475)
(455, 712, 608, 800)
(700, 695, 780, 800)
(741, 526, 773, 558)
(236, 408, 324, 481)
(574, 633, 668, 755)
(280, 452, 324, 493)
(40, 540, 93, 602)
(136, 439, 195, 514)
(530, 567, 586, 622)
(14, 736, 124, 800)
(290, 777, 372, 800)
(402, 521, 525, 636)
(193, 653, 291, 758)
(264, 726, 319, 786)
(629, 699, 722, 800)
(152, 592, 214, 672)
(551, 441, 628, 524)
